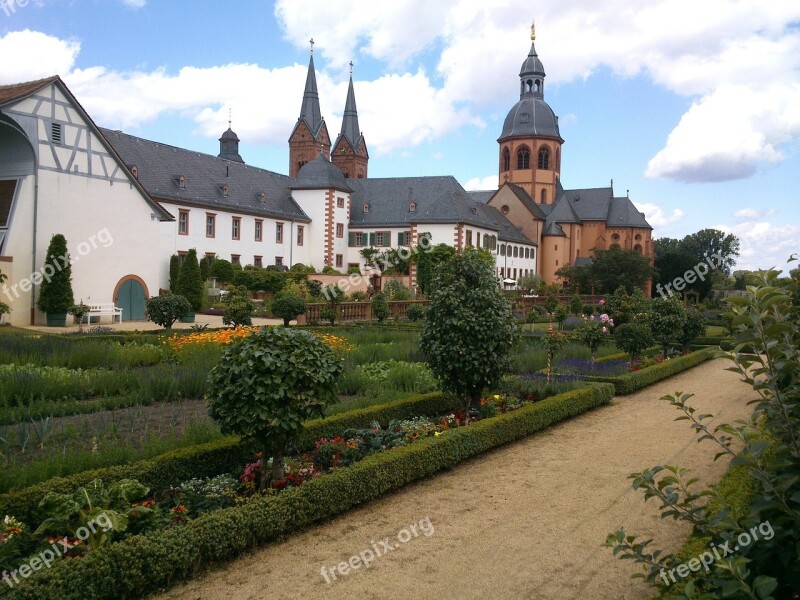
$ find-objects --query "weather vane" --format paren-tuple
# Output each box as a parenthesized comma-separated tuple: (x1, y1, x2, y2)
(310, 37, 314, 54)
(349, 61, 353, 75)
(531, 20, 536, 41)
(228, 107, 232, 129)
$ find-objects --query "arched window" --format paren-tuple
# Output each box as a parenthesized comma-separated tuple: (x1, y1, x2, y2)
(610, 243, 620, 250)
(525, 248, 530, 259)
(634, 234, 642, 241)
(537, 147, 550, 170)
(611, 233, 620, 241)
(526, 79, 533, 93)
(513, 246, 519, 258)
(534, 79, 541, 93)
(483, 233, 489, 248)
(502, 147, 510, 171)
(540, 189, 547, 203)
(556, 147, 560, 171)
(500, 244, 506, 256)
(517, 147, 530, 170)
(634, 244, 643, 254)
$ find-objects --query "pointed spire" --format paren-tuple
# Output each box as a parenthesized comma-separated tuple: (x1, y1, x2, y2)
(298, 48, 324, 136)
(339, 63, 361, 149)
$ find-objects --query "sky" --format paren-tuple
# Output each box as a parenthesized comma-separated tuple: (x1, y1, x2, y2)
(1, 0, 798, 272)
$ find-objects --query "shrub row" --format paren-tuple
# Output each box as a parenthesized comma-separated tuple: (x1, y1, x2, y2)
(691, 336, 734, 350)
(0, 392, 457, 526)
(0, 384, 613, 600)
(584, 348, 716, 395)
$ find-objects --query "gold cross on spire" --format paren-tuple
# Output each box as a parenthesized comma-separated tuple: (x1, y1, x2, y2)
(531, 20, 536, 41)
(310, 37, 315, 54)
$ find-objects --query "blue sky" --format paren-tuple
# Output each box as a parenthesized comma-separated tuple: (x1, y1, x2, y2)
(1, 0, 798, 272)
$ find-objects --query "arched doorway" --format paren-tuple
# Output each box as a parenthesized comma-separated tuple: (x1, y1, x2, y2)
(113, 276, 148, 321)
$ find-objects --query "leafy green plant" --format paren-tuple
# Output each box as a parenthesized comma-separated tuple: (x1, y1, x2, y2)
(678, 306, 706, 353)
(168, 254, 181, 292)
(649, 295, 686, 356)
(37, 234, 74, 315)
(207, 327, 343, 489)
(406, 303, 424, 322)
(146, 294, 192, 329)
(614, 322, 654, 362)
(420, 248, 517, 417)
(176, 249, 203, 312)
(606, 264, 800, 598)
(271, 293, 306, 327)
(371, 291, 389, 322)
(221, 285, 254, 327)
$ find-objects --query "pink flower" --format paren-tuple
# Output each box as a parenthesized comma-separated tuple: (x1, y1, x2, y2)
(598, 299, 605, 306)
(602, 326, 608, 333)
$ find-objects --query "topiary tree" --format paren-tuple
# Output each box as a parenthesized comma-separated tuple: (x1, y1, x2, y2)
(272, 293, 306, 327)
(146, 294, 192, 329)
(37, 234, 74, 319)
(406, 303, 424, 322)
(222, 285, 254, 327)
(648, 295, 686, 356)
(208, 327, 343, 490)
(199, 255, 214, 282)
(614, 322, 654, 362)
(544, 292, 558, 315)
(176, 249, 203, 313)
(570, 294, 583, 315)
(371, 291, 389, 322)
(554, 303, 569, 329)
(320, 284, 344, 325)
(420, 248, 517, 418)
(574, 313, 614, 366)
(168, 254, 181, 292)
(210, 258, 235, 284)
(677, 305, 706, 352)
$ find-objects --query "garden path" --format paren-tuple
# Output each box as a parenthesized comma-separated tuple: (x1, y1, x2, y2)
(154, 358, 755, 600)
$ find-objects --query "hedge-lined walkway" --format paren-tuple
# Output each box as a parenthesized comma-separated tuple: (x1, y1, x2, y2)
(155, 359, 755, 600)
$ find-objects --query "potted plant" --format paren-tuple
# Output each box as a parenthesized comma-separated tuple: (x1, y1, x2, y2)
(37, 234, 74, 327)
(176, 249, 203, 322)
(68, 303, 91, 333)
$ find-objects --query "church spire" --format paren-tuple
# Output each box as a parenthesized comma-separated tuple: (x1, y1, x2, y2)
(520, 20, 546, 99)
(298, 45, 324, 136)
(331, 61, 368, 179)
(218, 109, 244, 163)
(288, 38, 331, 177)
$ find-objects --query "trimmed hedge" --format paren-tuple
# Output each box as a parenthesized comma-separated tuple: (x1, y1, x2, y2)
(0, 384, 613, 600)
(584, 348, 716, 395)
(691, 336, 734, 351)
(0, 392, 458, 527)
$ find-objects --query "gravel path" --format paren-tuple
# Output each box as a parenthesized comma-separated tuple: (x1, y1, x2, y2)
(153, 359, 755, 600)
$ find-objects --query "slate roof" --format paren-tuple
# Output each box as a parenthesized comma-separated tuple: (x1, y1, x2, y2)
(575, 257, 594, 267)
(294, 152, 351, 192)
(100, 128, 310, 222)
(562, 187, 613, 221)
(296, 55, 324, 138)
(499, 97, 562, 141)
(608, 196, 651, 228)
(520, 42, 546, 79)
(467, 190, 495, 205)
(333, 76, 363, 152)
(348, 176, 535, 245)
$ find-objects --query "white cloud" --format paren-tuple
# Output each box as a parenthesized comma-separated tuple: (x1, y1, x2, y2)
(715, 220, 800, 271)
(645, 83, 800, 182)
(734, 208, 777, 220)
(0, 30, 80, 84)
(463, 174, 497, 191)
(633, 202, 685, 230)
(119, 0, 146, 7)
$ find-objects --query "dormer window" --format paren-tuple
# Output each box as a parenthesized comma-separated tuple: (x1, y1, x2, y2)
(178, 176, 186, 190)
(222, 184, 229, 197)
(259, 192, 267, 202)
(130, 166, 138, 179)
(363, 203, 370, 214)
(409, 201, 416, 212)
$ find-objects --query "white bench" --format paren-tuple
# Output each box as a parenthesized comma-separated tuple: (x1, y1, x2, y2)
(83, 303, 123, 324)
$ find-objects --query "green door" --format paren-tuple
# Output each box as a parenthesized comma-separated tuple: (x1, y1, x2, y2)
(116, 279, 146, 321)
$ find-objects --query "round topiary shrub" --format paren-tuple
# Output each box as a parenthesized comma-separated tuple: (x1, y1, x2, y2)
(207, 327, 343, 489)
(614, 322, 654, 361)
(406, 303, 425, 322)
(146, 294, 192, 329)
(371, 291, 389, 322)
(271, 293, 307, 327)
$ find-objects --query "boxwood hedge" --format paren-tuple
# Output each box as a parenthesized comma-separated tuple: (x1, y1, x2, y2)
(0, 384, 613, 600)
(0, 391, 459, 527)
(584, 348, 716, 395)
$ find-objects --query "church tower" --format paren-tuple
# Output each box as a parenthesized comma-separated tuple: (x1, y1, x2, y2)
(331, 63, 369, 179)
(497, 23, 563, 204)
(217, 112, 244, 163)
(289, 39, 331, 177)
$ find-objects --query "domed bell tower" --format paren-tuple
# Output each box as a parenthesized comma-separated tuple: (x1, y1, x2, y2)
(497, 22, 563, 204)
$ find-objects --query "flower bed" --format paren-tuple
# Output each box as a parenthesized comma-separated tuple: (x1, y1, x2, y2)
(0, 384, 613, 600)
(583, 348, 716, 395)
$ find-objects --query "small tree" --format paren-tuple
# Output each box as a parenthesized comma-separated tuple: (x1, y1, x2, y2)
(320, 284, 344, 325)
(648, 295, 686, 356)
(199, 255, 213, 282)
(272, 293, 306, 327)
(146, 294, 192, 329)
(614, 322, 654, 362)
(210, 258, 235, 284)
(68, 303, 90, 333)
(677, 305, 706, 352)
(543, 327, 567, 383)
(371, 291, 389, 322)
(176, 249, 203, 312)
(574, 313, 614, 366)
(168, 254, 181, 292)
(544, 292, 558, 315)
(570, 294, 583, 315)
(554, 303, 569, 330)
(406, 303, 424, 322)
(37, 234, 74, 315)
(420, 248, 517, 417)
(208, 328, 343, 490)
(222, 285, 254, 327)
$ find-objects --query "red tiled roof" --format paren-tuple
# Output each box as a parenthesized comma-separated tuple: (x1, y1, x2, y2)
(0, 76, 58, 105)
